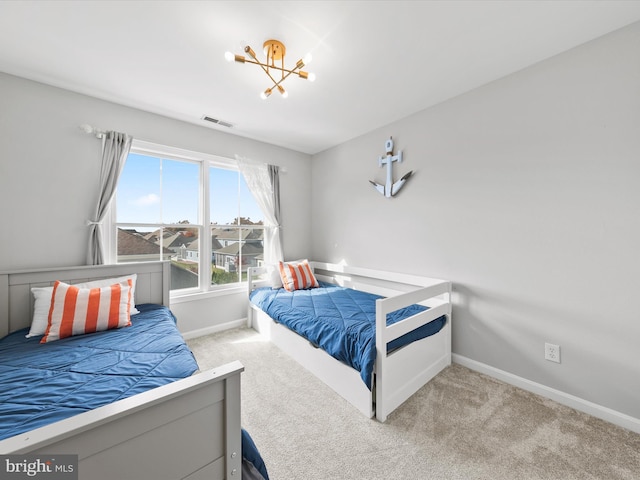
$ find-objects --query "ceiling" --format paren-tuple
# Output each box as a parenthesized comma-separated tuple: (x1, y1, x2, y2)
(1, 1, 640, 155)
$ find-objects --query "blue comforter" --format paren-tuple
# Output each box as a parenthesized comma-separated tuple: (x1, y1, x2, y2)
(250, 283, 447, 389)
(0, 304, 199, 441)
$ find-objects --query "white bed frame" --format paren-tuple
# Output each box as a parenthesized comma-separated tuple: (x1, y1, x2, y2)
(247, 261, 451, 422)
(0, 261, 243, 480)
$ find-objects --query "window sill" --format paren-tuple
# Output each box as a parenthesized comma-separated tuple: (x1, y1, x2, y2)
(170, 284, 246, 304)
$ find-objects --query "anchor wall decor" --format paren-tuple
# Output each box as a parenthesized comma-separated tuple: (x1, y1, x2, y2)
(369, 136, 413, 198)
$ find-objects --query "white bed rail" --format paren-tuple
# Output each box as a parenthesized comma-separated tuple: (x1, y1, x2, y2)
(247, 261, 452, 422)
(375, 280, 451, 421)
(247, 266, 272, 327)
(377, 284, 450, 345)
(247, 265, 272, 292)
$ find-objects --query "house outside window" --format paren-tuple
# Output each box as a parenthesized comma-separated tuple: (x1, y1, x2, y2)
(112, 140, 264, 295)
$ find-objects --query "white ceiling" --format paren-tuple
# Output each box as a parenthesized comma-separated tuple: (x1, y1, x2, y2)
(1, 1, 640, 155)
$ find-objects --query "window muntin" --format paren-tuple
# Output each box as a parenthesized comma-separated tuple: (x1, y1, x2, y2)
(209, 166, 264, 286)
(117, 153, 199, 224)
(114, 143, 264, 295)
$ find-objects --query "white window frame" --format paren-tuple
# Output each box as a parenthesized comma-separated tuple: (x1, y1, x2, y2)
(108, 139, 261, 300)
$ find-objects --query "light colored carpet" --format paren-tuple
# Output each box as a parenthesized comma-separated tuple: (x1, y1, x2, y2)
(187, 328, 640, 480)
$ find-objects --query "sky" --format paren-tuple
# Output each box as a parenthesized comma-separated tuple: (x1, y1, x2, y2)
(116, 153, 264, 227)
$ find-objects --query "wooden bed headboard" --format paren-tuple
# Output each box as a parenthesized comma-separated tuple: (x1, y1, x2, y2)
(0, 261, 170, 338)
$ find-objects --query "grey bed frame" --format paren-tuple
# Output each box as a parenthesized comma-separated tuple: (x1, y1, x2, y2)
(0, 261, 243, 480)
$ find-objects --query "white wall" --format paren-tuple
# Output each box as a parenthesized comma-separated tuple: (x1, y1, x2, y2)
(311, 23, 640, 424)
(0, 72, 312, 332)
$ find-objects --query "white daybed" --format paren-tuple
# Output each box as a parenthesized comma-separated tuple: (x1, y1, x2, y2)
(247, 261, 452, 422)
(0, 261, 243, 480)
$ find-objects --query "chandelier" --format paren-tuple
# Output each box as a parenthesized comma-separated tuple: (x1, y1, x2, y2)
(225, 39, 315, 99)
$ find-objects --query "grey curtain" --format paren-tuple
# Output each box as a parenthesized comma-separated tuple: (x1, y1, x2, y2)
(268, 164, 283, 260)
(87, 131, 133, 265)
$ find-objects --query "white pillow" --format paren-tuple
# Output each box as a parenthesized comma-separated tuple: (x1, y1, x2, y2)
(27, 274, 139, 338)
(265, 264, 283, 288)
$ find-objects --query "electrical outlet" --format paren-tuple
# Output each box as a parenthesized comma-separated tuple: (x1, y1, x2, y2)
(545, 343, 561, 363)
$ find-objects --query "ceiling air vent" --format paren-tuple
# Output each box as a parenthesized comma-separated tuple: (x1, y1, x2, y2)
(201, 115, 234, 128)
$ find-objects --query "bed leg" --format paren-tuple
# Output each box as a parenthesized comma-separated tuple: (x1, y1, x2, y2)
(225, 372, 242, 478)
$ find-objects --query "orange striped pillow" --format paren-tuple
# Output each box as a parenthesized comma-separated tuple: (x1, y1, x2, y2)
(278, 260, 319, 292)
(41, 279, 133, 343)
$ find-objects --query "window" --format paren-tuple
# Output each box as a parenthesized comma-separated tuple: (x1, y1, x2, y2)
(113, 141, 264, 295)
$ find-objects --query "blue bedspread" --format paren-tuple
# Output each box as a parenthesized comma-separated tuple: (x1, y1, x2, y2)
(242, 428, 270, 480)
(249, 283, 447, 389)
(0, 304, 199, 441)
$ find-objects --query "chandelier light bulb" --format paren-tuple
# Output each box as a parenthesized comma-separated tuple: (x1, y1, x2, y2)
(260, 88, 273, 100)
(302, 53, 313, 65)
(224, 51, 234, 62)
(277, 85, 288, 98)
(307, 72, 316, 82)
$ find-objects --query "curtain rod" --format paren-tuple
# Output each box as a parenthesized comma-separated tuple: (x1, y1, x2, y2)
(79, 124, 106, 139)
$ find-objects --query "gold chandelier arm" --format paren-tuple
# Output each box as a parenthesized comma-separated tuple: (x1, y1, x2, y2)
(244, 46, 281, 86)
(243, 59, 303, 76)
(229, 41, 313, 98)
(270, 67, 298, 89)
(242, 59, 307, 91)
(242, 58, 282, 86)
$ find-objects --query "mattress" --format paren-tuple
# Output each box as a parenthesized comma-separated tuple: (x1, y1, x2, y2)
(0, 303, 199, 441)
(249, 283, 447, 389)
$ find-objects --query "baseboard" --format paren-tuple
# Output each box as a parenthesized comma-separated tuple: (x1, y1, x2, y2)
(452, 354, 640, 435)
(181, 318, 247, 340)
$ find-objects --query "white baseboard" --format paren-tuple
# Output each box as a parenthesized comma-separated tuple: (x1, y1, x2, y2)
(181, 318, 247, 340)
(452, 354, 640, 435)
